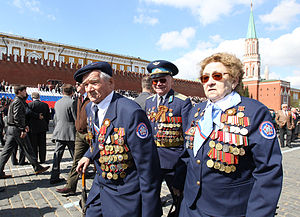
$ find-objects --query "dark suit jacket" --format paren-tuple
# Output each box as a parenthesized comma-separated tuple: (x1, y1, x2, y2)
(28, 99, 50, 133)
(84, 92, 162, 217)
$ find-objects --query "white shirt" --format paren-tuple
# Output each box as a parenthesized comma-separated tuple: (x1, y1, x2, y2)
(92, 91, 114, 126)
(156, 94, 167, 107)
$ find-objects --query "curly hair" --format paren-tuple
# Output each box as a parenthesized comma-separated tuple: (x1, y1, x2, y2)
(199, 52, 244, 92)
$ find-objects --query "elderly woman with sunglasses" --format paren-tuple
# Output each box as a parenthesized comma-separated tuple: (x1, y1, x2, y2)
(178, 53, 283, 217)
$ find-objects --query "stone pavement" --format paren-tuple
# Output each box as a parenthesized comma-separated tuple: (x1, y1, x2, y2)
(0, 130, 300, 216)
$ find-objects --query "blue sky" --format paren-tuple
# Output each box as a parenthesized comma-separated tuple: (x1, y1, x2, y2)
(1, 0, 300, 88)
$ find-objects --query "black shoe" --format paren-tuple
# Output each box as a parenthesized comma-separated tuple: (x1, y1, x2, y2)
(34, 166, 50, 175)
(50, 178, 65, 185)
(19, 162, 30, 165)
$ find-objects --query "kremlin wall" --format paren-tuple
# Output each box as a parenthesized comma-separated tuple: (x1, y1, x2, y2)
(0, 53, 204, 98)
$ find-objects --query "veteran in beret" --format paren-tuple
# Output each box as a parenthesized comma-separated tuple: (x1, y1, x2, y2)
(178, 53, 283, 217)
(75, 62, 162, 217)
(145, 60, 192, 210)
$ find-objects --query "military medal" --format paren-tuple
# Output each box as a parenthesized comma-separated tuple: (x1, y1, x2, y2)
(240, 128, 248, 136)
(206, 159, 214, 168)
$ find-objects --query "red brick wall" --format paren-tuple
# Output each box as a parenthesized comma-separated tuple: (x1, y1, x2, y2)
(0, 54, 205, 97)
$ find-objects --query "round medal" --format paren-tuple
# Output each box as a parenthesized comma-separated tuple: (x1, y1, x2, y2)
(240, 128, 248, 135)
(107, 172, 113, 180)
(214, 162, 221, 169)
(225, 165, 231, 173)
(103, 119, 111, 127)
(113, 173, 118, 180)
(206, 159, 214, 168)
(120, 171, 126, 178)
(216, 143, 223, 151)
(237, 112, 244, 118)
(239, 147, 246, 156)
(219, 163, 225, 172)
(222, 144, 229, 153)
(230, 165, 236, 172)
(209, 141, 216, 148)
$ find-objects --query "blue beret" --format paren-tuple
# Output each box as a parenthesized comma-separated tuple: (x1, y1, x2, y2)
(74, 61, 113, 83)
(147, 60, 178, 79)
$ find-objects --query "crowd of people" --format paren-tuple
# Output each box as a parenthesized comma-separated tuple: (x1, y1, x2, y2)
(0, 52, 291, 216)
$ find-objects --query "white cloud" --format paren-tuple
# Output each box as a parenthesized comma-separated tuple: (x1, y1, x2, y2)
(143, 0, 264, 25)
(174, 27, 300, 82)
(174, 38, 244, 80)
(13, 0, 41, 13)
(259, 0, 300, 30)
(12, 0, 56, 21)
(134, 14, 158, 25)
(156, 27, 196, 50)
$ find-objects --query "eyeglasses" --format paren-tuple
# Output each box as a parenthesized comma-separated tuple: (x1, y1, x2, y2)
(200, 72, 229, 84)
(152, 78, 167, 85)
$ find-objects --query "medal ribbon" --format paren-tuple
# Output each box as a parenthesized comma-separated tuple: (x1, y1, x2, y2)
(155, 105, 169, 122)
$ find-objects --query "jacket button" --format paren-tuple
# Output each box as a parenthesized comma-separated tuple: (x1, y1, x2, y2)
(197, 181, 200, 186)
(196, 160, 201, 164)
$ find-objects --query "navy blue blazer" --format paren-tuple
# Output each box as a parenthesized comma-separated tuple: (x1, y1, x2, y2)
(180, 96, 283, 217)
(145, 89, 192, 170)
(84, 92, 162, 217)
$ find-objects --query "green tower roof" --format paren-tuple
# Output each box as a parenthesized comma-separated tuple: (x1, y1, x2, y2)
(246, 5, 257, 39)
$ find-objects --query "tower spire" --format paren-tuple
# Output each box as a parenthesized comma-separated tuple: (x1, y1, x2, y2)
(247, 0, 257, 39)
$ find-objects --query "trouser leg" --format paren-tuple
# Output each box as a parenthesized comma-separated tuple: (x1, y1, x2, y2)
(39, 132, 47, 163)
(50, 140, 66, 180)
(18, 136, 42, 171)
(66, 132, 89, 191)
(286, 129, 292, 147)
(0, 134, 18, 175)
(279, 127, 285, 147)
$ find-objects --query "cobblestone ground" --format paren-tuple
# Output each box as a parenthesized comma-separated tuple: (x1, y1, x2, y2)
(0, 125, 299, 216)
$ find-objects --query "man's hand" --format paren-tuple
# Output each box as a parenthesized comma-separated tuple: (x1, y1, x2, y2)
(39, 113, 44, 120)
(76, 157, 90, 175)
(20, 131, 26, 138)
(172, 187, 182, 197)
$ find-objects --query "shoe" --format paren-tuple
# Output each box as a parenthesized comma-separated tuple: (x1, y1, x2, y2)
(0, 173, 12, 179)
(62, 192, 76, 197)
(50, 178, 65, 185)
(19, 162, 30, 165)
(56, 187, 74, 194)
(34, 166, 50, 175)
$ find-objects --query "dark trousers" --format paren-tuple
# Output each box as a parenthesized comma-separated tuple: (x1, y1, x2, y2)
(0, 126, 43, 175)
(160, 168, 176, 203)
(279, 125, 292, 147)
(11, 144, 25, 164)
(29, 132, 47, 163)
(50, 140, 75, 181)
(65, 131, 89, 191)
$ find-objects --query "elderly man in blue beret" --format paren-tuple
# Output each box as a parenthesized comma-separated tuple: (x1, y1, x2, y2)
(75, 62, 162, 217)
(145, 60, 192, 213)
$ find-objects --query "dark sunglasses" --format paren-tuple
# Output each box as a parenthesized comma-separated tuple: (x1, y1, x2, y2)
(152, 78, 167, 85)
(200, 72, 229, 84)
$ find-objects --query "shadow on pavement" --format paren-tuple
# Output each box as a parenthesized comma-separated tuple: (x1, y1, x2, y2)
(0, 206, 56, 217)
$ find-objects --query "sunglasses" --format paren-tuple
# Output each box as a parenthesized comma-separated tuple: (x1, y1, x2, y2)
(152, 78, 167, 85)
(200, 72, 229, 84)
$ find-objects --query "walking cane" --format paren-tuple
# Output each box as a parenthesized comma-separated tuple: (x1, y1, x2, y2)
(80, 173, 87, 217)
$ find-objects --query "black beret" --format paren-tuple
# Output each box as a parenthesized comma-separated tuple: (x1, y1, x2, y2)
(147, 60, 178, 79)
(74, 61, 113, 83)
